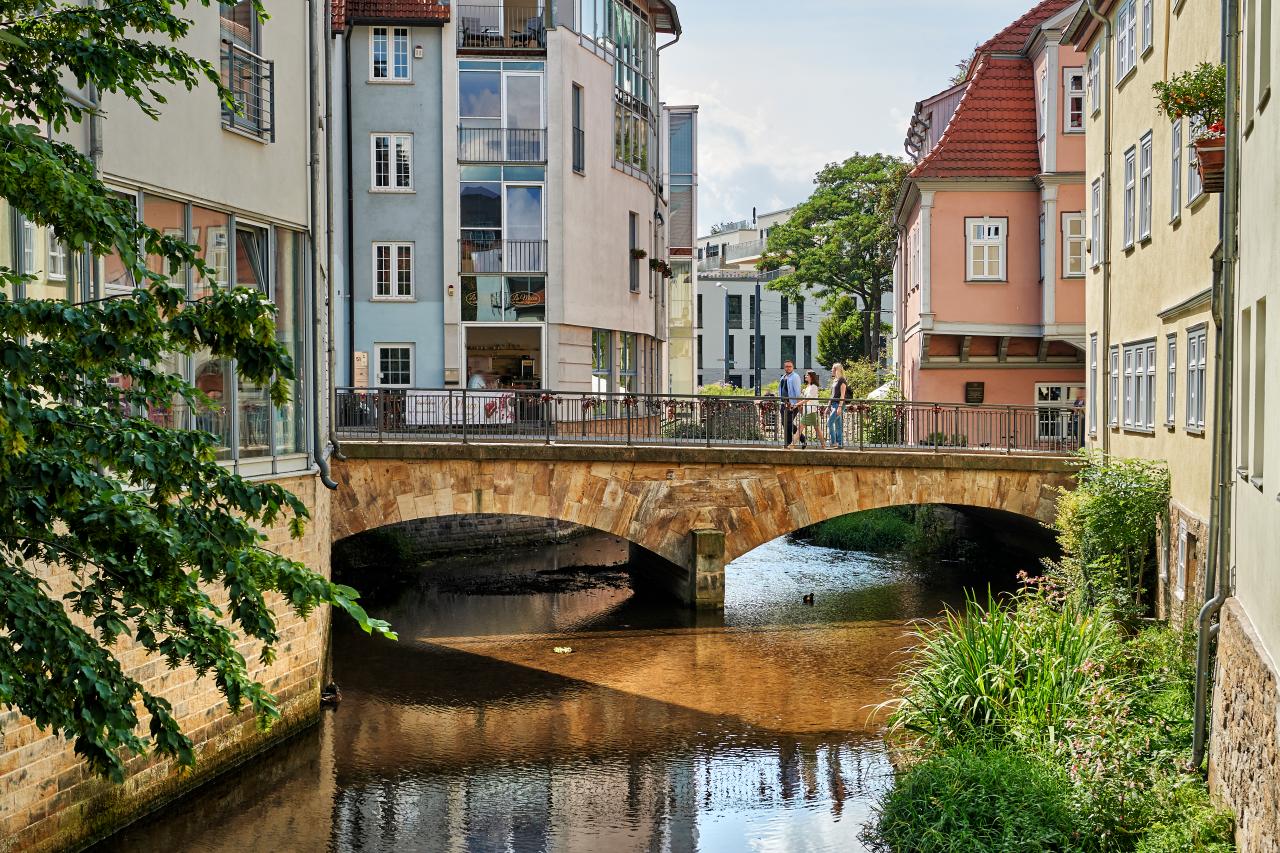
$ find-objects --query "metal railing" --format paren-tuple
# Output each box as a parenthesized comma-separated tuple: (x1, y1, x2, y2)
(724, 238, 767, 263)
(459, 238, 547, 274)
(334, 388, 1086, 454)
(457, 5, 547, 50)
(697, 255, 724, 273)
(458, 127, 547, 162)
(220, 40, 275, 141)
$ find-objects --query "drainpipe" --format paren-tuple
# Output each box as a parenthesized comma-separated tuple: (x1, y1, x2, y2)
(1082, 0, 1113, 453)
(1192, 0, 1240, 770)
(344, 30, 356, 389)
(323, 5, 346, 464)
(307, 0, 338, 490)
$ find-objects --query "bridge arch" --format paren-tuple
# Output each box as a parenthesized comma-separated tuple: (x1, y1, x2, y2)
(330, 444, 1075, 606)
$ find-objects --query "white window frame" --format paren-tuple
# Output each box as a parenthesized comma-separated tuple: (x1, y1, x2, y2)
(1064, 68, 1086, 132)
(1091, 178, 1103, 267)
(1123, 344, 1136, 427)
(1166, 333, 1177, 426)
(1141, 0, 1153, 53)
(965, 217, 1007, 281)
(1039, 211, 1046, 280)
(1063, 212, 1086, 277)
(1121, 340, 1157, 431)
(1037, 67, 1048, 139)
(371, 133, 414, 192)
(1139, 131, 1153, 240)
(1186, 324, 1208, 432)
(47, 229, 67, 280)
(373, 343, 414, 388)
(1089, 44, 1102, 114)
(1090, 333, 1099, 435)
(1035, 383, 1086, 441)
(1188, 118, 1205, 202)
(1109, 344, 1120, 426)
(1170, 118, 1183, 222)
(372, 241, 414, 300)
(370, 26, 411, 81)
(1123, 146, 1136, 248)
(1116, 0, 1138, 81)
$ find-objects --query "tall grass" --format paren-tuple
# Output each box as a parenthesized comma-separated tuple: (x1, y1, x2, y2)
(888, 589, 1119, 749)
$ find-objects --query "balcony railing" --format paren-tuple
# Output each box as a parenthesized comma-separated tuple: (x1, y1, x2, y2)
(697, 255, 724, 273)
(458, 127, 547, 163)
(460, 238, 547, 274)
(457, 5, 547, 51)
(220, 40, 275, 142)
(725, 238, 767, 263)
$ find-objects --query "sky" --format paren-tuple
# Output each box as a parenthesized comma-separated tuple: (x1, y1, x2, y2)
(660, 0, 1041, 235)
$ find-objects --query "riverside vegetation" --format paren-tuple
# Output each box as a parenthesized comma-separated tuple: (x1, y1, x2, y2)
(864, 452, 1235, 853)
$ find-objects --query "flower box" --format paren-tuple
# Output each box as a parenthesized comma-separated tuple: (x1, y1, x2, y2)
(1193, 138, 1226, 193)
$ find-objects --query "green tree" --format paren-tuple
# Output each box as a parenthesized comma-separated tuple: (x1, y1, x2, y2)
(816, 294, 892, 371)
(0, 1, 393, 782)
(759, 153, 908, 362)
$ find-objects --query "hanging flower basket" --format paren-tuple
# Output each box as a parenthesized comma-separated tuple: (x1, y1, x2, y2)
(1153, 63, 1227, 193)
(630, 248, 648, 261)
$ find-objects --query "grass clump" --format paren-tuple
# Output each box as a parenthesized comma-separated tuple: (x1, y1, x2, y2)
(806, 507, 918, 554)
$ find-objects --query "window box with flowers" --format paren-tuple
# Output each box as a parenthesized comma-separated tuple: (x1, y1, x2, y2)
(1153, 62, 1227, 192)
(630, 248, 648, 261)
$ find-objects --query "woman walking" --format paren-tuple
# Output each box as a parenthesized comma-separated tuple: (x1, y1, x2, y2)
(797, 370, 826, 449)
(827, 363, 848, 449)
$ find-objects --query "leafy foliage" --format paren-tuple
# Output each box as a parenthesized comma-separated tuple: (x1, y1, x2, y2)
(0, 0, 393, 782)
(759, 153, 907, 362)
(815, 294, 890, 369)
(1152, 62, 1227, 138)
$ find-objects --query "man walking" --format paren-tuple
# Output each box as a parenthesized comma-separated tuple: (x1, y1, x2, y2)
(779, 360, 804, 448)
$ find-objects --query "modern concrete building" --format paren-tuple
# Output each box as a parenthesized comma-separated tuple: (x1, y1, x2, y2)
(1211, 0, 1280, 844)
(895, 0, 1087, 426)
(664, 104, 698, 394)
(1065, 0, 1221, 624)
(331, 0, 683, 394)
(694, 207, 833, 390)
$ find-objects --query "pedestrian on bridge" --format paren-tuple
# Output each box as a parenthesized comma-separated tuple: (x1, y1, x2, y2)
(800, 371, 826, 449)
(779, 360, 804, 449)
(827, 363, 848, 449)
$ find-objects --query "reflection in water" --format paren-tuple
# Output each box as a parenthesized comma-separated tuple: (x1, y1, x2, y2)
(95, 535, 994, 853)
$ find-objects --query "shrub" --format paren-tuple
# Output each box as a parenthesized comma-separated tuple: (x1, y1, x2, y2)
(805, 507, 917, 553)
(866, 746, 1083, 853)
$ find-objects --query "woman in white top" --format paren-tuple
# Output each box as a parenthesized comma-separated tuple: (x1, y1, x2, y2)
(798, 370, 826, 448)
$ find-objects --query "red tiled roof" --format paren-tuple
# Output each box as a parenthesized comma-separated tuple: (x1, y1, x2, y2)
(909, 55, 1041, 179)
(332, 0, 449, 32)
(975, 0, 1077, 56)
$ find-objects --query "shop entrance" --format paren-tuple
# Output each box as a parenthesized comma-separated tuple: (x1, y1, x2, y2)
(464, 325, 543, 390)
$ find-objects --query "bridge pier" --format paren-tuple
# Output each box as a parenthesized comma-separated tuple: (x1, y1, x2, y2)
(628, 529, 725, 610)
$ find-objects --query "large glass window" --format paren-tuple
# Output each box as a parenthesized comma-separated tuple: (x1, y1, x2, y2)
(726, 295, 742, 329)
(781, 335, 797, 367)
(459, 67, 544, 162)
(275, 229, 306, 455)
(619, 333, 637, 392)
(235, 224, 271, 459)
(592, 329, 613, 393)
(505, 184, 544, 272)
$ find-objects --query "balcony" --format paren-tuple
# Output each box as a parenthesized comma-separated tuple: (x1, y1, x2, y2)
(457, 5, 547, 51)
(458, 127, 547, 163)
(220, 40, 274, 142)
(460, 238, 547, 274)
(724, 238, 766, 264)
(697, 255, 723, 273)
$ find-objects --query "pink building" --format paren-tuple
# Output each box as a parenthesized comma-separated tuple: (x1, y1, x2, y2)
(894, 0, 1087, 415)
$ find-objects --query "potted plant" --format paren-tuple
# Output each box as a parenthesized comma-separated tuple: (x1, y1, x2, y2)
(648, 257, 664, 272)
(1153, 62, 1227, 191)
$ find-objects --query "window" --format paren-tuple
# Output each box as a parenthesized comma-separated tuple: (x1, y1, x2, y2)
(803, 336, 813, 369)
(1123, 345, 1135, 427)
(727, 295, 743, 329)
(1139, 132, 1153, 240)
(1188, 119, 1205, 201)
(1109, 345, 1120, 426)
(1141, 0, 1153, 53)
(780, 296, 789, 329)
(1116, 0, 1137, 80)
(781, 335, 797, 367)
(749, 294, 756, 329)
(47, 230, 67, 280)
(696, 293, 703, 328)
(619, 333, 637, 392)
(1171, 119, 1183, 221)
(372, 242, 413, 299)
(1123, 146, 1136, 248)
(727, 335, 736, 371)
(1167, 334, 1177, 426)
(1065, 69, 1086, 131)
(375, 344, 413, 387)
(592, 328, 613, 393)
(795, 297, 805, 330)
(371, 27, 410, 80)
(965, 217, 1006, 280)
(572, 83, 585, 173)
(1090, 333, 1099, 434)
(1063, 213, 1086, 277)
(1037, 67, 1048, 140)
(1254, 299, 1267, 482)
(1187, 325, 1208, 431)
(219, 1, 272, 139)
(1091, 178, 1103, 267)
(629, 212, 640, 293)
(372, 133, 413, 191)
(1089, 45, 1102, 113)
(696, 334, 703, 369)
(1036, 384, 1086, 440)
(1039, 211, 1046, 280)
(1121, 341, 1155, 430)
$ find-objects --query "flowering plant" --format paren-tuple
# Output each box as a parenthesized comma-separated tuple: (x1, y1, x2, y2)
(630, 248, 648, 260)
(1152, 62, 1226, 140)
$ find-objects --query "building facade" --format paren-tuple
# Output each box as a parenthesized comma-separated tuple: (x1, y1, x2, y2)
(694, 208, 834, 390)
(331, 0, 682, 394)
(895, 0, 1088, 426)
(1065, 0, 1221, 623)
(664, 104, 698, 394)
(1211, 0, 1280, 845)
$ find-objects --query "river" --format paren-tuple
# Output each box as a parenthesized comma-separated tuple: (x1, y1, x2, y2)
(94, 531, 1013, 853)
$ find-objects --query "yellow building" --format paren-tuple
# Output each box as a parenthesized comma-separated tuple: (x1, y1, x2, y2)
(1066, 0, 1220, 620)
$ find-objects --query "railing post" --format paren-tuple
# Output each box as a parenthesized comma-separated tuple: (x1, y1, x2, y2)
(461, 387, 468, 444)
(1006, 405, 1014, 454)
(626, 397, 633, 446)
(858, 403, 864, 451)
(705, 400, 712, 448)
(545, 393, 553, 445)
(376, 390, 384, 443)
(932, 405, 939, 452)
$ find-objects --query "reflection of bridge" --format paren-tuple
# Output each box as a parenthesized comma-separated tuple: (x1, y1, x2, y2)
(330, 439, 1076, 609)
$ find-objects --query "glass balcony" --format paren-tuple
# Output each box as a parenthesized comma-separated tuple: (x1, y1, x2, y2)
(457, 5, 547, 51)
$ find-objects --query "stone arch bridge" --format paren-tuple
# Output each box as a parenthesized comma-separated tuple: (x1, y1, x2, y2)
(330, 443, 1075, 609)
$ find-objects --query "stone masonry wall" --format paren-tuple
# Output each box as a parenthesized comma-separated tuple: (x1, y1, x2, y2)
(0, 473, 332, 853)
(395, 515, 585, 557)
(1209, 597, 1280, 853)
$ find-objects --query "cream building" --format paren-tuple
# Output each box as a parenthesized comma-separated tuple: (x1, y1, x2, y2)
(1066, 0, 1221, 620)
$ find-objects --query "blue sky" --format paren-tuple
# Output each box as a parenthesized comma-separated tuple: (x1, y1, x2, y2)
(660, 0, 1040, 234)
